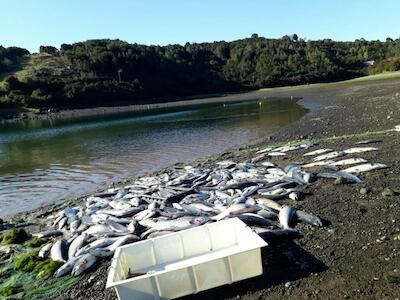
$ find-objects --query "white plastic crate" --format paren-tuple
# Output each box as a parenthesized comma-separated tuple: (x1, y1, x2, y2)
(106, 218, 267, 300)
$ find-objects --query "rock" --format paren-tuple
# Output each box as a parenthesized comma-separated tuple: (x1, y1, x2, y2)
(359, 187, 369, 195)
(382, 188, 395, 197)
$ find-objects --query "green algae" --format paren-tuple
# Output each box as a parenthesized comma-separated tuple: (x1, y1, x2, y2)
(24, 237, 48, 248)
(0, 285, 23, 297)
(0, 228, 29, 245)
(13, 249, 44, 272)
(33, 260, 63, 281)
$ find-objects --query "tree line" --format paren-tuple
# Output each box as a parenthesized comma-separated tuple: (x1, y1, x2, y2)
(1, 35, 400, 109)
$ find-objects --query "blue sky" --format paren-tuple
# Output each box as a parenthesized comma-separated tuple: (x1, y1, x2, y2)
(1, 0, 399, 52)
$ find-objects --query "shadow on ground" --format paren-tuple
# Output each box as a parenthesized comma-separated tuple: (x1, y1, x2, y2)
(180, 241, 328, 299)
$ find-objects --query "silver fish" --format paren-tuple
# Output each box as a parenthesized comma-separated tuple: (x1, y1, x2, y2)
(89, 235, 140, 257)
(75, 237, 119, 257)
(58, 217, 68, 230)
(343, 147, 378, 154)
(50, 240, 67, 262)
(343, 163, 387, 173)
(38, 243, 52, 258)
(54, 255, 83, 278)
(303, 149, 332, 156)
(279, 206, 296, 229)
(295, 210, 323, 227)
(68, 233, 89, 259)
(33, 230, 63, 238)
(313, 151, 345, 162)
(105, 219, 129, 233)
(71, 253, 98, 276)
(84, 224, 113, 236)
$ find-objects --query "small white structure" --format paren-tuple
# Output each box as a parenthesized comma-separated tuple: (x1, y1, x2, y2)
(106, 218, 267, 300)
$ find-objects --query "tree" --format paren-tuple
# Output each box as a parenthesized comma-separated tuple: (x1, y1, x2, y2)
(60, 43, 73, 51)
(251, 33, 259, 39)
(39, 46, 58, 55)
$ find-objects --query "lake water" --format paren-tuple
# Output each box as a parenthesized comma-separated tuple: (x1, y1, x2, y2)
(0, 98, 307, 217)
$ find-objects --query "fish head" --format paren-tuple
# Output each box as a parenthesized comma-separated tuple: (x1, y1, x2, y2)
(191, 216, 210, 226)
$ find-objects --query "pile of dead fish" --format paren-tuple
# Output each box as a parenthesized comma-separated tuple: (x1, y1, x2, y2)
(34, 139, 388, 278)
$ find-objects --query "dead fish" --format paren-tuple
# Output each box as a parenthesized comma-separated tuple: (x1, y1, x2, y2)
(105, 219, 129, 233)
(256, 198, 282, 211)
(71, 253, 98, 276)
(235, 213, 278, 227)
(211, 204, 261, 221)
(295, 210, 323, 227)
(268, 152, 287, 157)
(355, 139, 380, 145)
(89, 235, 140, 257)
(33, 230, 63, 238)
(329, 158, 367, 166)
(256, 147, 274, 154)
(58, 217, 68, 230)
(303, 149, 332, 156)
(84, 224, 113, 236)
(261, 162, 275, 167)
(52, 214, 65, 228)
(256, 228, 300, 240)
(313, 151, 345, 162)
(221, 182, 258, 191)
(109, 200, 132, 211)
(317, 171, 362, 183)
(54, 255, 83, 278)
(288, 191, 302, 201)
(140, 216, 209, 231)
(75, 237, 119, 257)
(279, 206, 296, 229)
(257, 209, 279, 220)
(343, 147, 378, 154)
(127, 221, 137, 233)
(68, 233, 89, 259)
(343, 163, 388, 173)
(69, 219, 81, 232)
(50, 240, 67, 262)
(302, 160, 336, 168)
(99, 207, 144, 218)
(38, 243, 52, 258)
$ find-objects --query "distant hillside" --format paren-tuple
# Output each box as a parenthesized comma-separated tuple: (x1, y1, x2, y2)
(369, 56, 400, 74)
(1, 35, 400, 112)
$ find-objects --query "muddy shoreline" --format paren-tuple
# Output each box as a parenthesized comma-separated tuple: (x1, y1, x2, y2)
(3, 78, 400, 299)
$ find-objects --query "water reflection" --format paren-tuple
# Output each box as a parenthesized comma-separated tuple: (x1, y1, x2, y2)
(0, 98, 307, 216)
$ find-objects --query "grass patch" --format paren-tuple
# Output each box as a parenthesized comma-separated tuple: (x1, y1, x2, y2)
(258, 71, 400, 94)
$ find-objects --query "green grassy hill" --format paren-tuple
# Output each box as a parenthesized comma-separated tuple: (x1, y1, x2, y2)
(1, 35, 400, 115)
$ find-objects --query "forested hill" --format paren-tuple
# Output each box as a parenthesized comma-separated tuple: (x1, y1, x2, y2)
(1, 35, 400, 110)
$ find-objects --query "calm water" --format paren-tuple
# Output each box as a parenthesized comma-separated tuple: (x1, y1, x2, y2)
(0, 99, 307, 217)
